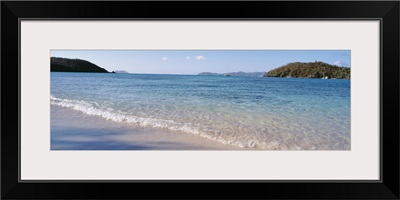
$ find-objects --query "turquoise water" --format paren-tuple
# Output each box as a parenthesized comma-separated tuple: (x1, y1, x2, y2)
(51, 72, 350, 150)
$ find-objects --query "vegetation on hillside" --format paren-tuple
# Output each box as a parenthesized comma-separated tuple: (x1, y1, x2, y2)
(264, 61, 350, 79)
(51, 57, 109, 73)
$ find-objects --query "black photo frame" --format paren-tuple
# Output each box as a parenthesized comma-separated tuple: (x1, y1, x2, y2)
(2, 1, 399, 199)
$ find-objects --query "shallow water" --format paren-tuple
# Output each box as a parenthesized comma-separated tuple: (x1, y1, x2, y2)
(51, 106, 239, 150)
(51, 72, 350, 150)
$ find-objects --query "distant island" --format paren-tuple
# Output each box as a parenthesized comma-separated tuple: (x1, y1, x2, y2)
(51, 57, 109, 73)
(264, 61, 350, 79)
(198, 71, 265, 77)
(113, 70, 129, 74)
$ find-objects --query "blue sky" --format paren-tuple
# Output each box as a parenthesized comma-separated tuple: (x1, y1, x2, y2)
(51, 50, 350, 74)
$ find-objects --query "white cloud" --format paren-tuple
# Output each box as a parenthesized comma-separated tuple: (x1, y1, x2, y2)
(186, 56, 191, 60)
(161, 57, 168, 61)
(195, 56, 206, 61)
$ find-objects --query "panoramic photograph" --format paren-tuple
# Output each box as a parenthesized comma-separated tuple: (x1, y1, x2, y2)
(50, 50, 351, 150)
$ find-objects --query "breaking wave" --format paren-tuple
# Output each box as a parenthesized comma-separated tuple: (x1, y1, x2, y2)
(50, 95, 261, 149)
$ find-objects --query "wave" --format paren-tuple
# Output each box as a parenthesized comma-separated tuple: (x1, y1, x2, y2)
(50, 95, 334, 150)
(50, 95, 253, 148)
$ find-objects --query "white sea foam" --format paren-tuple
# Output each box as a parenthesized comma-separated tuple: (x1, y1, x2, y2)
(50, 95, 249, 148)
(50, 95, 349, 150)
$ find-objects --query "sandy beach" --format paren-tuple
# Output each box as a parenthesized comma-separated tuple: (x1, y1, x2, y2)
(51, 105, 240, 150)
(51, 72, 350, 150)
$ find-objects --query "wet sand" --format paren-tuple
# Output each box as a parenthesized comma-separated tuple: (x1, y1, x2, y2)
(51, 105, 240, 150)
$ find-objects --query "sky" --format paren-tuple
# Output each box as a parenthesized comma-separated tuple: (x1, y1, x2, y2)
(50, 50, 350, 75)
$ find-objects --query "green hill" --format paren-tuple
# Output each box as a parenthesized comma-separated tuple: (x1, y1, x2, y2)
(264, 61, 350, 79)
(51, 57, 109, 73)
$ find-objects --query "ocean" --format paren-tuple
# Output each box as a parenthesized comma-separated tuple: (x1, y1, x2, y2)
(51, 72, 351, 150)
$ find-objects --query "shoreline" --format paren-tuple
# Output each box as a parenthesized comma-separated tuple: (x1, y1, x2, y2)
(51, 105, 241, 150)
